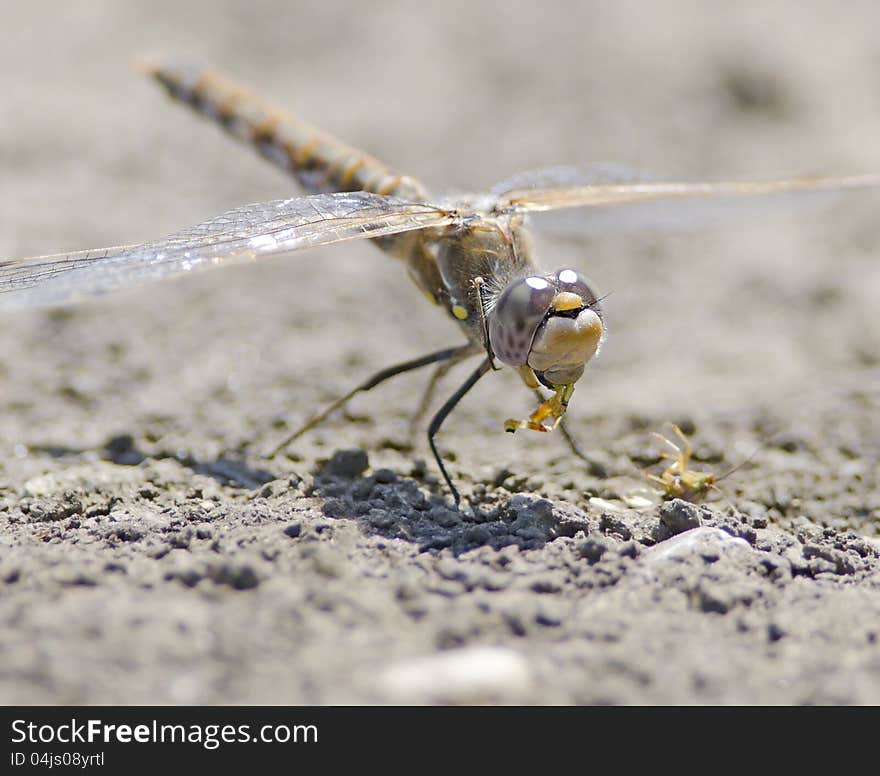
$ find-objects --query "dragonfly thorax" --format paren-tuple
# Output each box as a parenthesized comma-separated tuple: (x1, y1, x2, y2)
(487, 269, 603, 387)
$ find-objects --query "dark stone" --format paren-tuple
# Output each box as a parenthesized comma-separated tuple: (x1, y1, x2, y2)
(283, 522, 302, 539)
(577, 537, 608, 564)
(659, 499, 702, 535)
(322, 448, 369, 478)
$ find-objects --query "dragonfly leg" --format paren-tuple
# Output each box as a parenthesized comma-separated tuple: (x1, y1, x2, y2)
(407, 347, 479, 443)
(428, 358, 493, 507)
(529, 387, 602, 471)
(266, 345, 472, 459)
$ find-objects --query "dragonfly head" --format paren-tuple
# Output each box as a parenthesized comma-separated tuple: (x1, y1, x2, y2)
(487, 268, 604, 387)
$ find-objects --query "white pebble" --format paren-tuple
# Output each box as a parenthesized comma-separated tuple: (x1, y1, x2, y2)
(378, 646, 532, 703)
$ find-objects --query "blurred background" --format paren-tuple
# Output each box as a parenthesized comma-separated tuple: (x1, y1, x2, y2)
(1, 0, 878, 476)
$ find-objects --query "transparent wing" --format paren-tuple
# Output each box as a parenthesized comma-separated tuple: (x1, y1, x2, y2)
(492, 165, 880, 235)
(0, 191, 454, 311)
(489, 163, 649, 197)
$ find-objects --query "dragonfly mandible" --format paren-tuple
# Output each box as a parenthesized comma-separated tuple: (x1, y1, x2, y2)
(2, 58, 878, 504)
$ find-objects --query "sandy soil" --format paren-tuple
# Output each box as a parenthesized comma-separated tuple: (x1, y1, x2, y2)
(1, 0, 879, 704)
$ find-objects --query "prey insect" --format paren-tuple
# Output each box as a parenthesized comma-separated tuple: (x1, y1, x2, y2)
(645, 424, 720, 501)
(2, 58, 879, 505)
(645, 423, 758, 504)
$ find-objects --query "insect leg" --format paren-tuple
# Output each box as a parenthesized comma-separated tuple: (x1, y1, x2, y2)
(651, 429, 683, 467)
(267, 345, 473, 459)
(671, 423, 694, 469)
(407, 346, 481, 442)
(427, 357, 493, 506)
(527, 387, 596, 467)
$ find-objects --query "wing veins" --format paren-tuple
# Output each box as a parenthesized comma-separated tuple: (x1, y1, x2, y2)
(0, 192, 455, 309)
(499, 174, 880, 212)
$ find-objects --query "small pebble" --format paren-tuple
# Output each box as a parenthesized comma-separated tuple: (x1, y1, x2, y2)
(323, 448, 369, 478)
(659, 499, 702, 534)
(378, 646, 531, 703)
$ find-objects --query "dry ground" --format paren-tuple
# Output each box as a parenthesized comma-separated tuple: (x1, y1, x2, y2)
(1, 0, 879, 703)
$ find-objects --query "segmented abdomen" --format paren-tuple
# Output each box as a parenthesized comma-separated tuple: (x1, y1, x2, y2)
(143, 58, 428, 202)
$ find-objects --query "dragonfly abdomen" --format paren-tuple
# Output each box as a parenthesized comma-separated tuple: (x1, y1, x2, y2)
(143, 58, 428, 202)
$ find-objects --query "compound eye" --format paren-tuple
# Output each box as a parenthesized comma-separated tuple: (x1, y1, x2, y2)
(488, 276, 556, 366)
(555, 268, 600, 312)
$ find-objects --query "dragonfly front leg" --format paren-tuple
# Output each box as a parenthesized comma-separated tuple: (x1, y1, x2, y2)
(513, 367, 600, 473)
(428, 358, 493, 507)
(266, 344, 474, 459)
(407, 346, 480, 444)
(526, 387, 589, 461)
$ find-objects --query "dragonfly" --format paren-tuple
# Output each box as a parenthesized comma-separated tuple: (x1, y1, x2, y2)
(2, 58, 878, 505)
